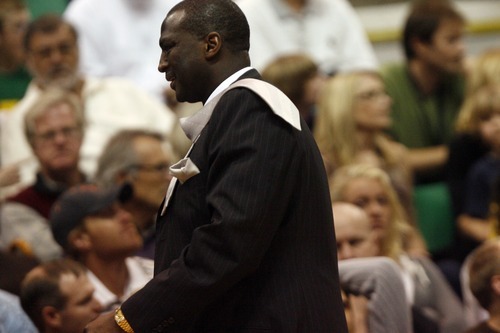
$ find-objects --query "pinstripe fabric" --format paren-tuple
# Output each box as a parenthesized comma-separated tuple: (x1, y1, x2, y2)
(122, 70, 348, 332)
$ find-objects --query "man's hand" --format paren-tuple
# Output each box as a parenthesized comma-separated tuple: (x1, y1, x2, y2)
(84, 311, 123, 333)
(0, 164, 21, 187)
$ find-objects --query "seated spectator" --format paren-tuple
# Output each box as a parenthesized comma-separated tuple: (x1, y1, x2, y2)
(20, 258, 101, 333)
(464, 238, 500, 333)
(94, 130, 174, 259)
(382, 2, 466, 264)
(331, 164, 466, 333)
(381, 0, 466, 184)
(236, 0, 378, 75)
(314, 71, 416, 225)
(0, 0, 31, 110)
(333, 201, 439, 333)
(0, 288, 37, 333)
(50, 183, 153, 311)
(0, 88, 85, 261)
(0, 14, 178, 194)
(458, 84, 500, 259)
(261, 54, 326, 130)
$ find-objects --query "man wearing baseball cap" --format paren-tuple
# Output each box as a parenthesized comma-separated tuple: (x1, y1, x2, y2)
(50, 183, 154, 311)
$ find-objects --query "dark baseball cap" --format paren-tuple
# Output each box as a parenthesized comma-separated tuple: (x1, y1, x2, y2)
(50, 183, 133, 250)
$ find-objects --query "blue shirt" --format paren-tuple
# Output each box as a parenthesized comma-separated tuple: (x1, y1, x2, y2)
(0, 289, 37, 333)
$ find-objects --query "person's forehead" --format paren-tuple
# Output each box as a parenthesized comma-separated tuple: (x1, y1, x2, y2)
(162, 10, 186, 33)
(59, 272, 79, 294)
(345, 178, 384, 195)
(34, 103, 77, 126)
(133, 136, 166, 155)
(30, 25, 75, 46)
(60, 274, 93, 302)
(335, 217, 369, 237)
(434, 17, 465, 34)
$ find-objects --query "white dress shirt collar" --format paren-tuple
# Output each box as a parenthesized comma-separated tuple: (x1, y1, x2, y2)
(205, 66, 253, 105)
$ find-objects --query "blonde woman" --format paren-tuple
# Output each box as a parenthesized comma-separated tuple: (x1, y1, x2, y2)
(330, 164, 465, 333)
(314, 71, 413, 220)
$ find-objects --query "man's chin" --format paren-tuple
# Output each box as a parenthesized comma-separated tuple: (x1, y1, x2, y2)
(48, 163, 78, 173)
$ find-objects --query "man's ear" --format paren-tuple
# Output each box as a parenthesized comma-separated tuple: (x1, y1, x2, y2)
(205, 32, 222, 60)
(42, 305, 62, 329)
(412, 37, 433, 57)
(68, 228, 92, 252)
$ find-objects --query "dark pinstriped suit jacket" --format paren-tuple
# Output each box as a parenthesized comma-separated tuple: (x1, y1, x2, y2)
(122, 70, 348, 332)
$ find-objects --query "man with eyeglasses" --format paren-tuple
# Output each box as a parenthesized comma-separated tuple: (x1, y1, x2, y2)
(0, 88, 85, 262)
(94, 129, 174, 259)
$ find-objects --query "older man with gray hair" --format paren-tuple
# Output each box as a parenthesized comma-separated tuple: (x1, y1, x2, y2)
(94, 129, 174, 259)
(0, 88, 85, 261)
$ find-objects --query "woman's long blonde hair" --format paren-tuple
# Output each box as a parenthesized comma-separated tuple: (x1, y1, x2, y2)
(330, 164, 413, 261)
(313, 71, 398, 172)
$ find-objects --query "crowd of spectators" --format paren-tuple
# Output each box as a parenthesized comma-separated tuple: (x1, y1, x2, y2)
(1, 0, 499, 332)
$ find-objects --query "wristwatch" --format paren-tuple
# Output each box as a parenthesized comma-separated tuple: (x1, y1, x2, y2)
(114, 307, 135, 333)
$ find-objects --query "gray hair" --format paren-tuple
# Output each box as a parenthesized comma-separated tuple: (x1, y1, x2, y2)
(94, 129, 170, 188)
(24, 88, 84, 146)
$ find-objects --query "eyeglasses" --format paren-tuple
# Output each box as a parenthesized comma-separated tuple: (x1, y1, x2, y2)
(35, 126, 81, 143)
(130, 162, 170, 173)
(356, 89, 388, 101)
(31, 41, 77, 60)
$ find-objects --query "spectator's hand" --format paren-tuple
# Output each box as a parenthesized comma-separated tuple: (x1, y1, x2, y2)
(0, 164, 21, 188)
(349, 294, 369, 333)
(84, 311, 123, 333)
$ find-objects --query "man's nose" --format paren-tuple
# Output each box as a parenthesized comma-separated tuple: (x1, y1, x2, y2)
(49, 48, 65, 64)
(158, 54, 167, 73)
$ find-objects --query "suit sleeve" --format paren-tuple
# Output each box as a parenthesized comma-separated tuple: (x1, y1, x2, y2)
(121, 89, 301, 332)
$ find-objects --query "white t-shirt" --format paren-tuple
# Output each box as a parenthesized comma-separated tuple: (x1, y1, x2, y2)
(236, 0, 378, 74)
(87, 256, 154, 311)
